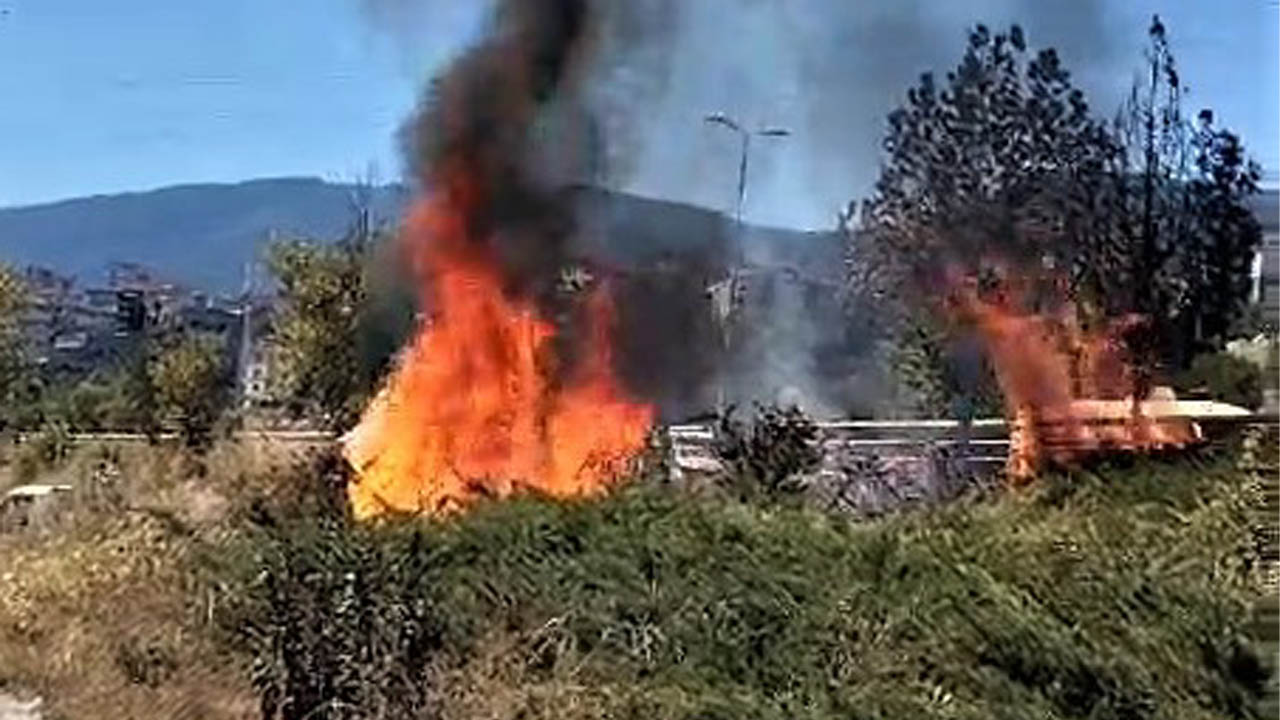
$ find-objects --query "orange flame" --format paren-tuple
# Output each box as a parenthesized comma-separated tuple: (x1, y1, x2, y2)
(943, 264, 1195, 481)
(343, 174, 653, 519)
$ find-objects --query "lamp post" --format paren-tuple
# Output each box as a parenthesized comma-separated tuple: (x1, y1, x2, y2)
(703, 113, 790, 412)
(704, 113, 790, 265)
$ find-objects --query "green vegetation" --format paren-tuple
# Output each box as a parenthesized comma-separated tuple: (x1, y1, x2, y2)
(148, 332, 232, 447)
(265, 236, 370, 430)
(215, 450, 1271, 720)
(849, 19, 1266, 412)
(0, 263, 32, 432)
(0, 425, 1272, 720)
(1176, 351, 1266, 410)
(264, 213, 414, 432)
(0, 13, 1274, 720)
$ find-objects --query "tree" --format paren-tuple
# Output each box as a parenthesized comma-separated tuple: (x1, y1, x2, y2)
(265, 174, 417, 432)
(150, 332, 229, 447)
(1092, 17, 1262, 382)
(848, 23, 1113, 414)
(110, 339, 162, 436)
(1179, 114, 1262, 352)
(266, 223, 382, 430)
(0, 264, 32, 431)
(856, 23, 1114, 305)
(851, 19, 1263, 408)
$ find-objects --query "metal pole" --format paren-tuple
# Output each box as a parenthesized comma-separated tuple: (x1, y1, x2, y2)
(736, 130, 749, 264)
(702, 113, 790, 414)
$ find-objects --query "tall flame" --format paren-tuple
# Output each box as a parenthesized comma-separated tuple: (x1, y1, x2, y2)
(341, 0, 654, 518)
(343, 173, 653, 519)
(943, 264, 1195, 480)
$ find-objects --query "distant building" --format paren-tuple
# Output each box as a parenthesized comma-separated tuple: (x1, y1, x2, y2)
(1250, 189, 1279, 318)
(240, 335, 275, 405)
(233, 258, 279, 408)
(83, 287, 119, 312)
(16, 261, 254, 379)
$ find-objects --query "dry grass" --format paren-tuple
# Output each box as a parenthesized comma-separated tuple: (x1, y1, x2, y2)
(0, 436, 1272, 719)
(0, 512, 254, 719)
(0, 437, 327, 719)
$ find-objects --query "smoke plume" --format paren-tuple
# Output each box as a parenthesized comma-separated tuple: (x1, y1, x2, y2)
(396, 0, 595, 306)
(366, 1, 1182, 232)
(364, 0, 1134, 421)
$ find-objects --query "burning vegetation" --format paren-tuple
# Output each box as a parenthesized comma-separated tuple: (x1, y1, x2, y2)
(343, 0, 653, 518)
(941, 262, 1205, 481)
(339, 1, 1265, 517)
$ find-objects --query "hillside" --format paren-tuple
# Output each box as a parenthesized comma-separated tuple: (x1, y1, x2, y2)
(0, 179, 840, 293)
(0, 178, 409, 291)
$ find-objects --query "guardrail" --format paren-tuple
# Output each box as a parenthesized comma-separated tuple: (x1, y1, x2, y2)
(11, 429, 338, 444)
(668, 414, 1279, 477)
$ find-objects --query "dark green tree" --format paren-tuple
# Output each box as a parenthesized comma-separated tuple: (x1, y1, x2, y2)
(850, 18, 1264, 410)
(110, 338, 162, 437)
(265, 204, 413, 431)
(1180, 113, 1262, 353)
(0, 263, 30, 431)
(847, 23, 1114, 414)
(855, 23, 1115, 307)
(150, 332, 230, 448)
(1095, 16, 1262, 383)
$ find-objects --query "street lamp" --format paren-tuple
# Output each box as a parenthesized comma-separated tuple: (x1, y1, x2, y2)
(704, 113, 790, 263)
(703, 112, 790, 412)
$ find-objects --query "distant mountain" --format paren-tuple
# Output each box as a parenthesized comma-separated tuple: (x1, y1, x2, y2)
(0, 177, 410, 291)
(569, 184, 843, 283)
(0, 178, 841, 293)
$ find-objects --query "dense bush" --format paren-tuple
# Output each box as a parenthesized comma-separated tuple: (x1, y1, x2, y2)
(217, 451, 1271, 720)
(150, 332, 231, 447)
(1176, 351, 1265, 409)
(712, 403, 822, 502)
(12, 419, 73, 484)
(234, 518, 445, 720)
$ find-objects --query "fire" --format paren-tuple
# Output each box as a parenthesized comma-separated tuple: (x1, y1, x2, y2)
(343, 176, 653, 519)
(943, 264, 1196, 481)
(339, 0, 654, 519)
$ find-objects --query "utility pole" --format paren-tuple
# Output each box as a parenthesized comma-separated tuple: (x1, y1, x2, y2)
(703, 112, 790, 412)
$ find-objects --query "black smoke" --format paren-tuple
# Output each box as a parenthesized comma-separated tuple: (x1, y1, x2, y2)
(368, 0, 1133, 420)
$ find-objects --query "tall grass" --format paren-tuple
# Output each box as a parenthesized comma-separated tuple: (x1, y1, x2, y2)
(224, 449, 1271, 720)
(1, 435, 1270, 719)
(0, 437, 322, 719)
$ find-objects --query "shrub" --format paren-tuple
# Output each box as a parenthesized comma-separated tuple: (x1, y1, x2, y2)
(150, 332, 230, 448)
(1176, 351, 1264, 409)
(217, 451, 1270, 719)
(712, 403, 822, 502)
(208, 447, 447, 720)
(12, 419, 73, 484)
(235, 518, 446, 720)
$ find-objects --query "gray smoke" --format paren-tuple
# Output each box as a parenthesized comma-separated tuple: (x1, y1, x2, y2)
(360, 0, 1134, 419)
(363, 0, 1125, 231)
(619, 0, 1123, 230)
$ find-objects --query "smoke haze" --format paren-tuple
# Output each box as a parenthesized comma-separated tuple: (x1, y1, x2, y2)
(365, 0, 1127, 230)
(361, 0, 1253, 420)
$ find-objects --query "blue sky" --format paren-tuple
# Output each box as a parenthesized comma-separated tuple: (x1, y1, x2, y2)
(0, 1, 483, 204)
(0, 1, 1274, 229)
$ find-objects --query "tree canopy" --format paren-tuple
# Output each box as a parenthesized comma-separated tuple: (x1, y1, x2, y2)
(150, 332, 229, 447)
(849, 18, 1264, 411)
(265, 209, 414, 431)
(0, 263, 30, 430)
